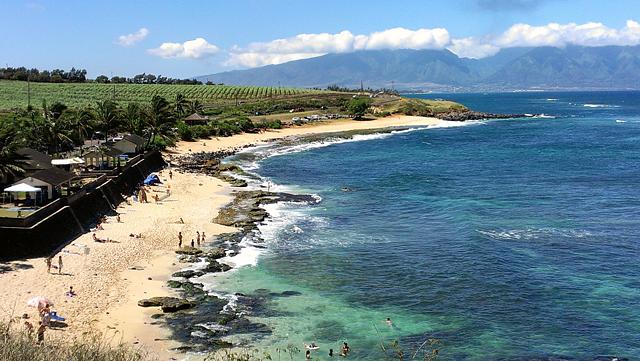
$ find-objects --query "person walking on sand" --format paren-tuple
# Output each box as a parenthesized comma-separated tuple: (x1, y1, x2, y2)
(57, 255, 63, 275)
(178, 232, 183, 248)
(191, 239, 194, 248)
(45, 257, 52, 274)
(36, 321, 46, 343)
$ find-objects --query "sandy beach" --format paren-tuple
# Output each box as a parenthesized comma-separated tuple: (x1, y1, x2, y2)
(0, 115, 444, 359)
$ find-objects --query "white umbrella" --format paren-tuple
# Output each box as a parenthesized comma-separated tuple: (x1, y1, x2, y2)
(4, 183, 42, 192)
(27, 296, 53, 309)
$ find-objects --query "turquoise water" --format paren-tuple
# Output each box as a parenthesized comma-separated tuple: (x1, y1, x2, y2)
(216, 92, 640, 360)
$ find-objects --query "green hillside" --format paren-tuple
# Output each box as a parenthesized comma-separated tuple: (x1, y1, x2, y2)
(0, 80, 327, 109)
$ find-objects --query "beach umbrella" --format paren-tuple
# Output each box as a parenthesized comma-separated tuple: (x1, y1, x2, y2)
(26, 296, 53, 309)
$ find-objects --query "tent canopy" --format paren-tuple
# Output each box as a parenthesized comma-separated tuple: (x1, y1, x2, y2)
(51, 157, 85, 165)
(4, 183, 42, 192)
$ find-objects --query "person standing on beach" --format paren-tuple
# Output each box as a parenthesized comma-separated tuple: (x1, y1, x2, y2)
(190, 239, 194, 248)
(202, 231, 206, 243)
(196, 231, 200, 246)
(45, 257, 51, 274)
(178, 232, 183, 248)
(169, 170, 173, 180)
(58, 255, 63, 275)
(36, 321, 46, 343)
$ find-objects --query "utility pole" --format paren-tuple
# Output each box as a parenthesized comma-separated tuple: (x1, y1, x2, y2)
(360, 80, 364, 92)
(27, 69, 31, 109)
(111, 72, 115, 100)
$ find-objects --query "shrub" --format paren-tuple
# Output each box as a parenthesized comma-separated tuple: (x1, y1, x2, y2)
(176, 121, 193, 141)
(0, 321, 146, 361)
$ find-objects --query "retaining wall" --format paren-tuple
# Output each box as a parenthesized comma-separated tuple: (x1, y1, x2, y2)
(0, 151, 165, 261)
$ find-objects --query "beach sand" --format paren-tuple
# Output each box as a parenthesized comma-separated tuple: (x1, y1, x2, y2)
(0, 115, 444, 359)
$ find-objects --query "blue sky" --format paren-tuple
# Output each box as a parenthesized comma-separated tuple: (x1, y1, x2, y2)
(1, 0, 639, 78)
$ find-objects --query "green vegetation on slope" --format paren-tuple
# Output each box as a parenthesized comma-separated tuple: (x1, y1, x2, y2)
(371, 97, 467, 117)
(0, 80, 328, 109)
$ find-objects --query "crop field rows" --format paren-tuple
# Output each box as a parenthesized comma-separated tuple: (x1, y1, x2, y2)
(0, 80, 327, 109)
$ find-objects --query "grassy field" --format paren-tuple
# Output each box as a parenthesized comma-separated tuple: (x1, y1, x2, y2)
(0, 80, 329, 109)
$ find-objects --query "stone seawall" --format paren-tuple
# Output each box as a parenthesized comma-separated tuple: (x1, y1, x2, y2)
(0, 151, 166, 261)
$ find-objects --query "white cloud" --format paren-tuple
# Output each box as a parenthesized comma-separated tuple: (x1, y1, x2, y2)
(495, 20, 640, 47)
(363, 27, 450, 50)
(451, 20, 640, 58)
(116, 28, 149, 47)
(448, 37, 500, 58)
(216, 20, 640, 67)
(148, 38, 220, 59)
(226, 52, 324, 68)
(226, 27, 451, 68)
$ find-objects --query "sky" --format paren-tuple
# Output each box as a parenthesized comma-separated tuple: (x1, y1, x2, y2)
(1, 0, 640, 78)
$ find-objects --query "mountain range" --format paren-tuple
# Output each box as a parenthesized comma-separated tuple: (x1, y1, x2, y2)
(198, 45, 640, 91)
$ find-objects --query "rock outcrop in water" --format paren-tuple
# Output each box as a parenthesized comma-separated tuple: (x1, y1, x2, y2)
(214, 190, 318, 230)
(173, 151, 252, 187)
(437, 111, 526, 121)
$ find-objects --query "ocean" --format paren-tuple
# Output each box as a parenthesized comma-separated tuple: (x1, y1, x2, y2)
(209, 91, 640, 360)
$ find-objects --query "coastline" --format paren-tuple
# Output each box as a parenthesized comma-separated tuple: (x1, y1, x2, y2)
(0, 115, 450, 359)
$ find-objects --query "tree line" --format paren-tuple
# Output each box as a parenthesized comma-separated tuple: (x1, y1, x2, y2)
(0, 67, 202, 85)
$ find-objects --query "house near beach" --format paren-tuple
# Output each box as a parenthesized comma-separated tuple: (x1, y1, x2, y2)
(11, 167, 75, 201)
(16, 148, 54, 174)
(83, 147, 124, 169)
(113, 134, 146, 154)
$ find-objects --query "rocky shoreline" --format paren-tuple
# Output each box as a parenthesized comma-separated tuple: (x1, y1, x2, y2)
(437, 110, 527, 121)
(140, 150, 320, 353)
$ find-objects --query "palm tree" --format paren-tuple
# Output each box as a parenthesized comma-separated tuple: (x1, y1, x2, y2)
(143, 95, 176, 147)
(122, 102, 145, 135)
(39, 100, 73, 154)
(187, 99, 204, 115)
(93, 99, 120, 142)
(62, 108, 92, 146)
(0, 125, 25, 182)
(174, 93, 188, 117)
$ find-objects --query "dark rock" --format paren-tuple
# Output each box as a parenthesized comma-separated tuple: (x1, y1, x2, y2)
(202, 260, 232, 273)
(175, 247, 203, 255)
(437, 111, 526, 122)
(214, 190, 318, 229)
(137, 296, 195, 313)
(177, 255, 200, 263)
(203, 248, 226, 260)
(172, 270, 205, 279)
(280, 290, 302, 297)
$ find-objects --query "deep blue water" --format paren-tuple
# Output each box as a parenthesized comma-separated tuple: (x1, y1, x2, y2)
(218, 92, 640, 360)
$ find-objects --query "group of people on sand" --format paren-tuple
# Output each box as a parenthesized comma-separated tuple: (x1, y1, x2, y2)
(177, 230, 206, 248)
(44, 256, 63, 274)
